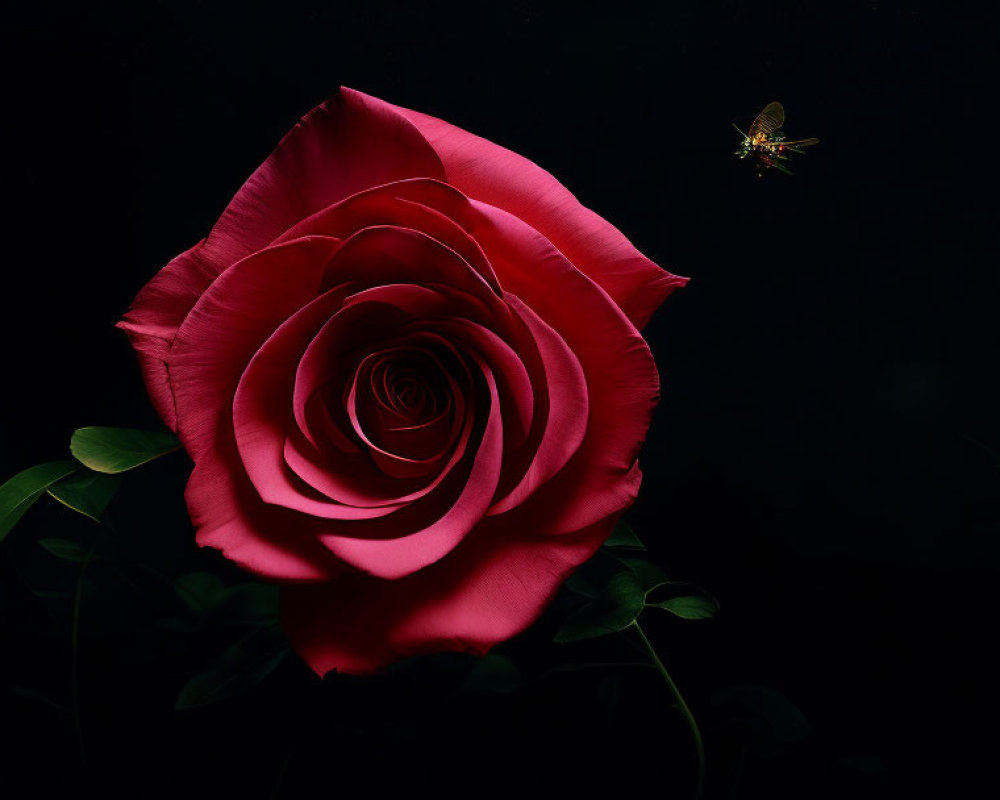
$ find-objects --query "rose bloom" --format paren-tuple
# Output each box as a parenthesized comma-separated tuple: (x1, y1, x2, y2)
(120, 88, 686, 674)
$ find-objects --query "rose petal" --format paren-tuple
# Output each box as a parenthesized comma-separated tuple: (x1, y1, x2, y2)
(358, 349, 459, 460)
(284, 331, 474, 509)
(199, 89, 446, 269)
(462, 201, 660, 534)
(119, 89, 447, 426)
(374, 87, 688, 328)
(289, 285, 470, 491)
(117, 241, 215, 430)
(168, 236, 342, 463)
(486, 296, 588, 515)
(280, 510, 620, 675)
(318, 224, 505, 317)
(429, 317, 535, 462)
(346, 348, 462, 479)
(282, 391, 472, 510)
(233, 285, 409, 521)
(274, 177, 500, 292)
(187, 434, 348, 583)
(315, 351, 504, 579)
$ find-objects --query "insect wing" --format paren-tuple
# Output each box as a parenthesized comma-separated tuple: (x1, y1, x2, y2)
(748, 102, 785, 138)
(781, 137, 819, 148)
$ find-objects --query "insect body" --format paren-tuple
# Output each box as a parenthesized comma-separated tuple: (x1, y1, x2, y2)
(733, 102, 818, 176)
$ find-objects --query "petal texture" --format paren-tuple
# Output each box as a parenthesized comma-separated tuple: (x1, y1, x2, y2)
(281, 512, 621, 674)
(380, 90, 688, 328)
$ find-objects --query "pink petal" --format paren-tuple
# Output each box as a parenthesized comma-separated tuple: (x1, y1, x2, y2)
(283, 331, 474, 509)
(117, 241, 216, 430)
(282, 389, 472, 510)
(199, 89, 446, 269)
(287, 286, 478, 502)
(120, 90, 447, 426)
(280, 511, 620, 675)
(429, 317, 535, 463)
(274, 177, 499, 292)
(462, 201, 661, 534)
(345, 348, 463, 479)
(487, 296, 588, 515)
(168, 236, 342, 462)
(312, 352, 503, 579)
(232, 285, 407, 521)
(186, 430, 347, 583)
(317, 224, 505, 315)
(375, 89, 688, 328)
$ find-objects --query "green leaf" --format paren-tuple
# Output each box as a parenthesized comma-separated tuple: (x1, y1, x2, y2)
(31, 587, 72, 599)
(155, 616, 198, 634)
(649, 594, 720, 620)
(175, 626, 290, 710)
(711, 685, 811, 752)
(554, 570, 646, 643)
(38, 538, 91, 562)
(602, 521, 647, 551)
(70, 427, 181, 474)
(461, 653, 523, 693)
(174, 572, 227, 614)
(615, 556, 671, 593)
(174, 573, 278, 625)
(47, 471, 122, 521)
(218, 583, 280, 625)
(645, 580, 720, 619)
(563, 571, 600, 599)
(9, 685, 69, 713)
(837, 755, 888, 774)
(0, 461, 79, 542)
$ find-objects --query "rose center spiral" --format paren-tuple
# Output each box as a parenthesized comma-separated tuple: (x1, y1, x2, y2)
(350, 346, 462, 468)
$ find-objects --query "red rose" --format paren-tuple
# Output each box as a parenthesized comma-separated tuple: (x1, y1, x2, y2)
(119, 88, 686, 674)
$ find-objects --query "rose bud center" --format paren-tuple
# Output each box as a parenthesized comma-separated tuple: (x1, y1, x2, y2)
(347, 345, 467, 477)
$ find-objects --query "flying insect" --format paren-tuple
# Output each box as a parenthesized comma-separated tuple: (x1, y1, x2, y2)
(733, 101, 818, 176)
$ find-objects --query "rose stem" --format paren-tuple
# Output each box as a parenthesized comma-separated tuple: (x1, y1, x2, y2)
(629, 620, 705, 798)
(268, 739, 295, 800)
(72, 551, 94, 766)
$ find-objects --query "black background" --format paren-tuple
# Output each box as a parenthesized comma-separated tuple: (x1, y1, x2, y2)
(1, 1, 997, 798)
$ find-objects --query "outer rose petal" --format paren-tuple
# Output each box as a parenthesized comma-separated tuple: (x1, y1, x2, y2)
(199, 90, 445, 267)
(186, 449, 347, 583)
(376, 89, 689, 329)
(169, 236, 342, 463)
(118, 89, 447, 427)
(117, 241, 213, 430)
(462, 201, 661, 535)
(280, 511, 622, 675)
